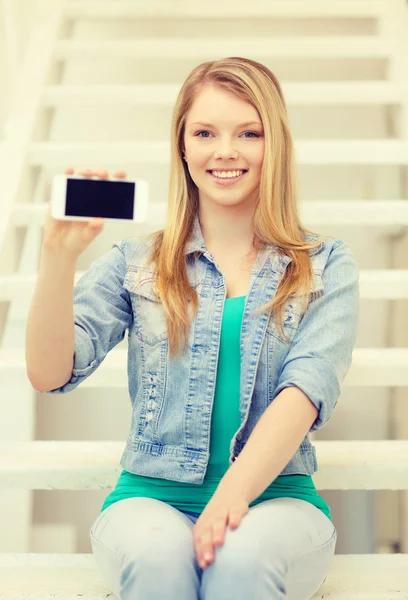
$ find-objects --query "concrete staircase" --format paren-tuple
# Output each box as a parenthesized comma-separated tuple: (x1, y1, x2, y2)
(1, 1, 408, 597)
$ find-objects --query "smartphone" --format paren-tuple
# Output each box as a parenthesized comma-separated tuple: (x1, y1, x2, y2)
(51, 174, 148, 223)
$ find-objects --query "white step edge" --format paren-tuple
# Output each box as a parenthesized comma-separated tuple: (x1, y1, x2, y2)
(9, 201, 408, 229)
(1, 440, 408, 491)
(1, 348, 407, 387)
(27, 140, 408, 165)
(42, 82, 408, 106)
(0, 553, 407, 599)
(2, 267, 408, 301)
(65, 0, 389, 20)
(54, 37, 390, 60)
(298, 200, 408, 226)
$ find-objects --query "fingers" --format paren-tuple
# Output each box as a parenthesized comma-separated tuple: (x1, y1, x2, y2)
(198, 533, 214, 568)
(78, 169, 92, 178)
(96, 169, 108, 179)
(196, 521, 226, 569)
(64, 167, 127, 179)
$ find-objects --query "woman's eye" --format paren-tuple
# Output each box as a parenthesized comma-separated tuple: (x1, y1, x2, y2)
(195, 131, 260, 138)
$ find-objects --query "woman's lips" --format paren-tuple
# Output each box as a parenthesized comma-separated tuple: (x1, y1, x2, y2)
(207, 170, 248, 186)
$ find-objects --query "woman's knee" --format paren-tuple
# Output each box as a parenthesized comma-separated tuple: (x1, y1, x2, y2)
(92, 498, 196, 556)
(201, 525, 287, 599)
(90, 498, 198, 597)
(204, 520, 277, 580)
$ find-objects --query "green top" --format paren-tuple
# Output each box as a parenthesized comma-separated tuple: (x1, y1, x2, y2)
(101, 295, 331, 522)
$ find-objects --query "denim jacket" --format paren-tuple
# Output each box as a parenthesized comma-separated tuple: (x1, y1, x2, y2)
(42, 215, 359, 484)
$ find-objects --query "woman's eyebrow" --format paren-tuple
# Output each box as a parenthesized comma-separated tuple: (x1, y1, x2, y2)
(189, 121, 262, 128)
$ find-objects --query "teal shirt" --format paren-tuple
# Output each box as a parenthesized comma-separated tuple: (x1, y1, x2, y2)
(101, 295, 331, 522)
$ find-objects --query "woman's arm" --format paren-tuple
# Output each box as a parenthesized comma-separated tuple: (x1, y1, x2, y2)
(217, 239, 359, 502)
(217, 386, 318, 503)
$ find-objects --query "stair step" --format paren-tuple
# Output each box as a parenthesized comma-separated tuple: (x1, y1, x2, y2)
(1, 440, 408, 490)
(2, 267, 408, 301)
(298, 200, 408, 226)
(54, 37, 389, 60)
(27, 140, 408, 165)
(1, 348, 407, 387)
(64, 0, 389, 20)
(0, 552, 407, 599)
(43, 82, 408, 106)
(9, 200, 408, 229)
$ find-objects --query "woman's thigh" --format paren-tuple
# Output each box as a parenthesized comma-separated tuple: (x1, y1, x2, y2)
(200, 497, 337, 600)
(90, 497, 336, 600)
(90, 497, 200, 600)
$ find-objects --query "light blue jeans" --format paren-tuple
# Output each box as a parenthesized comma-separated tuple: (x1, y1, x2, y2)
(90, 496, 337, 600)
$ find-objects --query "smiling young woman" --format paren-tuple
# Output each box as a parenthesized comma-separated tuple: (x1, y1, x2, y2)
(85, 56, 359, 600)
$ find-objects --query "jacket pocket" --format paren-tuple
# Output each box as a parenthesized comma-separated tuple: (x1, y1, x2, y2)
(123, 266, 168, 346)
(266, 271, 324, 345)
(123, 266, 201, 347)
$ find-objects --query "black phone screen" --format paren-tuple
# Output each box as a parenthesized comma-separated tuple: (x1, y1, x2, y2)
(65, 178, 135, 219)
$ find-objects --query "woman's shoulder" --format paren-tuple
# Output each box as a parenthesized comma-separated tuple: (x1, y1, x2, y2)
(304, 232, 353, 256)
(118, 235, 156, 267)
(303, 234, 357, 280)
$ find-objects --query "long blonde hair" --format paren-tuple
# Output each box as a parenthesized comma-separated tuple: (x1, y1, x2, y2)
(137, 56, 331, 358)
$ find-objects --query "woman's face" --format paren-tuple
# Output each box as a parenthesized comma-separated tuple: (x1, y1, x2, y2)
(183, 84, 265, 210)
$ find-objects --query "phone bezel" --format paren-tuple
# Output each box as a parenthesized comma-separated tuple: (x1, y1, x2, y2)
(50, 174, 148, 223)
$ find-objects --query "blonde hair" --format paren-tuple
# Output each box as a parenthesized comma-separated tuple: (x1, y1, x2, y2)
(137, 56, 331, 358)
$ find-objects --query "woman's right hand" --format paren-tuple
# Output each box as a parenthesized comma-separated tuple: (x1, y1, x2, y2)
(43, 167, 127, 260)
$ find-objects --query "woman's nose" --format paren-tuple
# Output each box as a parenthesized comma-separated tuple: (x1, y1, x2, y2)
(214, 141, 238, 160)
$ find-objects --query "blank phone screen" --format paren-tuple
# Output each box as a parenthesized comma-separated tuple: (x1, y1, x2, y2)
(65, 178, 135, 219)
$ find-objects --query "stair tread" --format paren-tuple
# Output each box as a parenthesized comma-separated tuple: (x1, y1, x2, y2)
(0, 553, 407, 598)
(11, 199, 408, 222)
(27, 140, 408, 165)
(1, 440, 408, 491)
(65, 1, 389, 20)
(1, 348, 408, 389)
(55, 37, 389, 59)
(43, 81, 408, 105)
(1, 347, 408, 364)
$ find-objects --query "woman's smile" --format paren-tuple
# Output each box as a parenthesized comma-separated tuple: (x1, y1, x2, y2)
(207, 169, 248, 186)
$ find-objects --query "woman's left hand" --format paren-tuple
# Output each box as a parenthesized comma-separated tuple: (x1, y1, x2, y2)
(192, 487, 250, 569)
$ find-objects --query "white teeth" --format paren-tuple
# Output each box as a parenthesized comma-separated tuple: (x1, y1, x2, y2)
(211, 170, 245, 178)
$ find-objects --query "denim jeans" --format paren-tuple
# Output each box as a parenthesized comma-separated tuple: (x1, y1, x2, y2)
(90, 496, 337, 600)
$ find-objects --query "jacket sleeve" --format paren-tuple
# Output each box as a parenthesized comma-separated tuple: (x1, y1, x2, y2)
(39, 240, 132, 394)
(272, 239, 360, 431)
